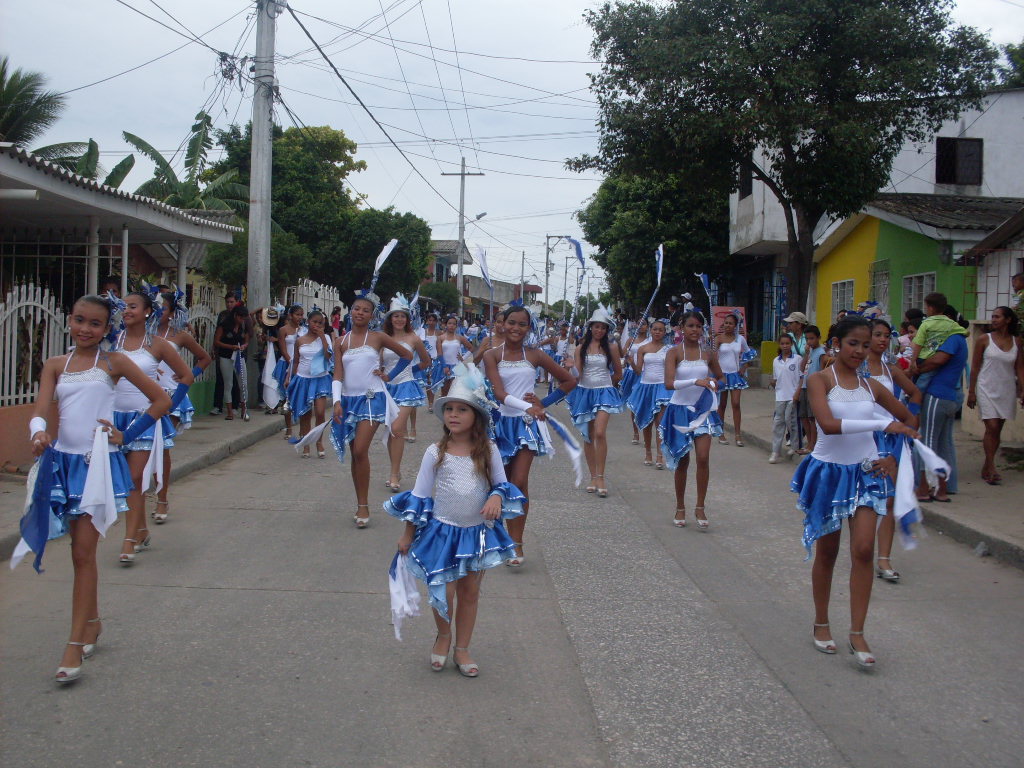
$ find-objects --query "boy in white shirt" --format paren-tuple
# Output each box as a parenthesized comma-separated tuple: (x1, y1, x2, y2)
(769, 333, 802, 463)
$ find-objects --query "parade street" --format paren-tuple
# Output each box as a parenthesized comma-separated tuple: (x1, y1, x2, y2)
(2, 405, 1022, 768)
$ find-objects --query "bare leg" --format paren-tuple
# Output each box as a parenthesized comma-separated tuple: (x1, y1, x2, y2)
(312, 397, 327, 453)
(350, 420, 381, 511)
(632, 414, 640, 442)
(876, 498, 895, 562)
(812, 530, 841, 646)
(388, 406, 412, 485)
(409, 407, 418, 439)
(674, 453, 690, 512)
(299, 411, 312, 456)
(848, 506, 877, 652)
(453, 572, 484, 669)
(59, 516, 101, 671)
(504, 449, 534, 558)
(981, 418, 1004, 479)
(654, 409, 665, 464)
(801, 417, 817, 452)
(592, 411, 610, 488)
(120, 451, 149, 560)
(643, 421, 654, 462)
(731, 389, 743, 440)
(717, 389, 728, 421)
(693, 434, 711, 515)
(582, 421, 597, 486)
(431, 584, 456, 662)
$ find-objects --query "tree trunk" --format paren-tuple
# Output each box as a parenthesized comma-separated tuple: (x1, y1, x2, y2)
(787, 203, 820, 316)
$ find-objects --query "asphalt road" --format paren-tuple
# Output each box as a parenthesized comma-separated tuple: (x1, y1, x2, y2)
(2, 404, 1022, 768)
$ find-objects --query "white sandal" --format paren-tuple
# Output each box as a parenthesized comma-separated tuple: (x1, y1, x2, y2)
(454, 647, 479, 678)
(812, 622, 836, 654)
(354, 505, 370, 529)
(848, 631, 876, 668)
(153, 500, 169, 524)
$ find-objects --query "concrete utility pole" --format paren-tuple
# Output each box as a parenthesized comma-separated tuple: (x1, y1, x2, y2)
(441, 157, 484, 318)
(544, 235, 563, 314)
(246, 0, 279, 311)
(519, 250, 525, 301)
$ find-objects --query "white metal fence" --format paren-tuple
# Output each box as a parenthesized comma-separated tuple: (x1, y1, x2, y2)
(0, 283, 71, 407)
(285, 278, 343, 315)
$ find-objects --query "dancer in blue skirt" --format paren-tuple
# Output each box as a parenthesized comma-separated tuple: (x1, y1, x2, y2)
(275, 304, 304, 440)
(791, 316, 917, 668)
(387, 362, 525, 677)
(715, 312, 754, 446)
(620, 317, 648, 445)
(431, 315, 476, 396)
(628, 318, 672, 469)
(288, 309, 333, 458)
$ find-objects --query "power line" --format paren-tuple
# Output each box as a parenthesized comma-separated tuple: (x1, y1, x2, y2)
(444, 0, 481, 169)
(112, 0, 225, 55)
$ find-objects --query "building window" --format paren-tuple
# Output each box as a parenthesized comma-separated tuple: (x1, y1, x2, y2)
(832, 280, 854, 316)
(935, 137, 983, 186)
(902, 272, 936, 313)
(738, 160, 753, 200)
(869, 260, 889, 317)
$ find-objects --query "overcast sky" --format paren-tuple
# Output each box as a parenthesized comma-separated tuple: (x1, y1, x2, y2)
(3, 0, 1022, 304)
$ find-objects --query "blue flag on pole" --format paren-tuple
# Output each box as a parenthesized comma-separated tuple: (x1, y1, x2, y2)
(655, 244, 664, 287)
(566, 237, 585, 269)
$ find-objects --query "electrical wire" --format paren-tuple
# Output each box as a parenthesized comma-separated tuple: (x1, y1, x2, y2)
(112, 0, 225, 55)
(444, 0, 481, 169)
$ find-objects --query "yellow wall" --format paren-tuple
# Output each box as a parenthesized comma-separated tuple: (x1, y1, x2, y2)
(814, 217, 879, 327)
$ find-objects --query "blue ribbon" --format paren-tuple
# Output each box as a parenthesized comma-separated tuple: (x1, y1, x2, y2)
(22, 448, 56, 573)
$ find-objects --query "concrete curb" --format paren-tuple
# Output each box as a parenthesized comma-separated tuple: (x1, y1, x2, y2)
(0, 419, 281, 562)
(724, 421, 1024, 572)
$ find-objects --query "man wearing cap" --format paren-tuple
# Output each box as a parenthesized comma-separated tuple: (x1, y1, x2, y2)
(784, 312, 809, 357)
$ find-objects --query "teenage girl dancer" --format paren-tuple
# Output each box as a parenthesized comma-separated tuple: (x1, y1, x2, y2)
(113, 291, 193, 565)
(473, 310, 506, 363)
(153, 288, 211, 523)
(275, 304, 304, 440)
(715, 313, 752, 446)
(331, 293, 413, 528)
(482, 305, 576, 566)
(619, 318, 648, 445)
(792, 317, 918, 668)
(288, 309, 332, 459)
(26, 295, 171, 683)
(660, 311, 724, 529)
(567, 307, 624, 497)
(865, 318, 921, 584)
(418, 312, 441, 413)
(387, 363, 525, 677)
(431, 316, 475, 396)
(628, 319, 671, 469)
(381, 295, 431, 490)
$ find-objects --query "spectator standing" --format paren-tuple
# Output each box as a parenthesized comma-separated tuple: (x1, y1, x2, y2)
(213, 305, 251, 421)
(783, 311, 809, 356)
(212, 293, 241, 414)
(330, 306, 342, 334)
(768, 334, 801, 463)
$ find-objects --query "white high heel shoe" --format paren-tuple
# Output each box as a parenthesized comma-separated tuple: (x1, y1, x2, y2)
(56, 641, 86, 684)
(848, 631, 876, 669)
(812, 622, 836, 654)
(119, 539, 136, 566)
(430, 633, 451, 671)
(82, 617, 102, 659)
(454, 646, 479, 678)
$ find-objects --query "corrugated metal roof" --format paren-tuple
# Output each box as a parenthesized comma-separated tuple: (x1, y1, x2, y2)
(870, 193, 1024, 231)
(0, 142, 242, 234)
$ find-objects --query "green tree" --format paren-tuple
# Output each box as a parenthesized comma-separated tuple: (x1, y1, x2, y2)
(572, 0, 997, 313)
(999, 40, 1024, 88)
(205, 229, 313, 297)
(576, 170, 730, 311)
(0, 55, 85, 167)
(419, 281, 459, 314)
(73, 138, 135, 187)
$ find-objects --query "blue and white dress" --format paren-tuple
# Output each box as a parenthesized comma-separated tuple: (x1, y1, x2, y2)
(868, 362, 901, 499)
(385, 443, 525, 620)
(430, 337, 464, 393)
(493, 345, 548, 463)
(286, 338, 332, 418)
(554, 337, 570, 367)
(567, 353, 625, 439)
(416, 328, 438, 389)
(156, 330, 194, 430)
(718, 335, 752, 391)
(113, 340, 176, 451)
(791, 368, 889, 555)
(658, 351, 724, 469)
(383, 341, 426, 407)
(627, 344, 672, 430)
(617, 338, 644, 400)
(273, 330, 297, 397)
(330, 331, 398, 456)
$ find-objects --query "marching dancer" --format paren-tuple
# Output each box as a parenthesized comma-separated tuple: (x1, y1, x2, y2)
(23, 294, 170, 683)
(386, 363, 525, 677)
(660, 310, 724, 529)
(865, 318, 921, 584)
(275, 304, 305, 440)
(381, 294, 431, 490)
(791, 317, 918, 668)
(715, 312, 753, 446)
(288, 309, 333, 459)
(567, 305, 624, 497)
(431, 315, 475, 396)
(331, 291, 413, 528)
(482, 305, 575, 566)
(153, 287, 212, 523)
(627, 318, 672, 469)
(619, 318, 647, 445)
(473, 310, 506, 363)
(113, 290, 193, 565)
(418, 311, 441, 413)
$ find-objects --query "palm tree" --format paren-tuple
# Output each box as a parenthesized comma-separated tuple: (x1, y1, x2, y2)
(0, 55, 86, 168)
(72, 138, 136, 188)
(124, 111, 248, 220)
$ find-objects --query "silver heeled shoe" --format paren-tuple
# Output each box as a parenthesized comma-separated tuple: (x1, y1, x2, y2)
(849, 631, 876, 669)
(876, 558, 900, 582)
(56, 642, 86, 684)
(83, 617, 102, 659)
(454, 646, 479, 678)
(119, 539, 136, 566)
(430, 633, 451, 671)
(812, 622, 836, 654)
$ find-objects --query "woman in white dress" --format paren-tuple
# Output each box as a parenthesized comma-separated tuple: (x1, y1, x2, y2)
(967, 306, 1024, 485)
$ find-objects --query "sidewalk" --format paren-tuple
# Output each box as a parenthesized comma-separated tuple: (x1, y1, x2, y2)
(0, 409, 284, 561)
(723, 384, 1024, 569)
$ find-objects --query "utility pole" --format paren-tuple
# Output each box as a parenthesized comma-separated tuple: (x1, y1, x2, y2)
(246, 0, 279, 311)
(441, 157, 484, 317)
(562, 250, 570, 318)
(544, 235, 562, 314)
(519, 250, 525, 301)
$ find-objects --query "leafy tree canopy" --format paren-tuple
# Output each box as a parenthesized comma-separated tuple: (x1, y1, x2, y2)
(572, 0, 997, 311)
(998, 39, 1024, 89)
(205, 229, 313, 297)
(419, 280, 460, 314)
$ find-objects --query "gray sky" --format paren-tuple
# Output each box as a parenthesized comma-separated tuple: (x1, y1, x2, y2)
(3, 0, 1022, 304)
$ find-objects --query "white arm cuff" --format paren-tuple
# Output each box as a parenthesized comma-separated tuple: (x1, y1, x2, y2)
(672, 378, 697, 390)
(504, 395, 531, 412)
(29, 417, 47, 439)
(332, 380, 343, 405)
(840, 419, 892, 434)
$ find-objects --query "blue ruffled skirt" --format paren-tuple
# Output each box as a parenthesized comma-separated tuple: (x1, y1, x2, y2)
(430, 358, 455, 392)
(791, 456, 889, 556)
(493, 414, 548, 463)
(328, 392, 391, 460)
(287, 373, 331, 418)
(385, 483, 525, 620)
(567, 386, 625, 433)
(414, 365, 429, 387)
(872, 431, 901, 499)
(627, 382, 671, 430)
(618, 367, 639, 399)
(169, 393, 195, 430)
(721, 372, 749, 391)
(272, 358, 289, 395)
(388, 379, 427, 408)
(113, 411, 176, 451)
(50, 449, 132, 525)
(658, 403, 723, 469)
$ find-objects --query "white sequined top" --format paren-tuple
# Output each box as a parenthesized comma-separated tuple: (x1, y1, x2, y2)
(579, 353, 614, 389)
(114, 339, 159, 412)
(55, 350, 117, 455)
(381, 341, 415, 384)
(411, 443, 508, 527)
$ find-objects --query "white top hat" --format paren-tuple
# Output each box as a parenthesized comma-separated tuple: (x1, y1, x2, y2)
(586, 303, 614, 328)
(383, 292, 412, 320)
(432, 362, 496, 424)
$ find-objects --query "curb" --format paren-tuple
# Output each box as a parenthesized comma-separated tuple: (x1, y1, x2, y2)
(0, 420, 281, 563)
(722, 422, 1024, 572)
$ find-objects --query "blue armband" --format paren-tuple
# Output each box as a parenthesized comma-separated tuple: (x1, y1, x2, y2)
(541, 389, 566, 407)
(387, 356, 411, 380)
(907, 402, 921, 416)
(121, 413, 156, 445)
(191, 365, 203, 378)
(169, 382, 190, 410)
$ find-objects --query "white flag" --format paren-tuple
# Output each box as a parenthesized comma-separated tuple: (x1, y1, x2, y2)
(374, 239, 400, 275)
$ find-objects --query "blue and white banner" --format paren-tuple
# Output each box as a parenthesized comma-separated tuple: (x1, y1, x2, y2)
(566, 237, 585, 269)
(655, 243, 664, 287)
(475, 244, 492, 290)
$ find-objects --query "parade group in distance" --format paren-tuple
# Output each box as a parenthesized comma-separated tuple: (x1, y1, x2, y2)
(16, 272, 1024, 684)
